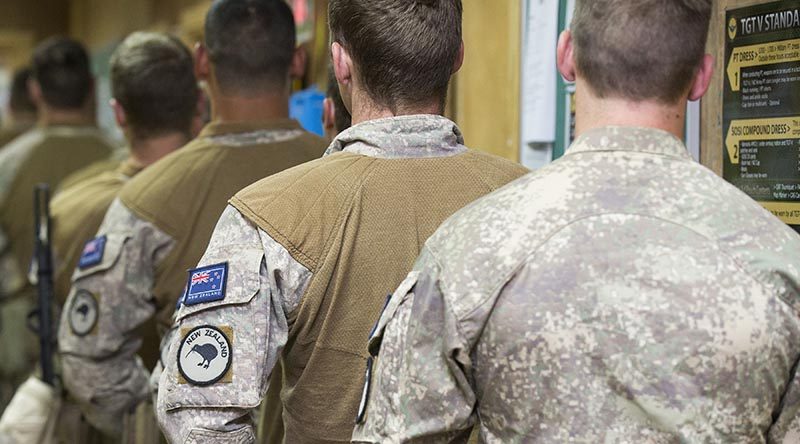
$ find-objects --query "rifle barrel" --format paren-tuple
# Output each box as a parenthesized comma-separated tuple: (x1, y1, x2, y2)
(34, 184, 55, 386)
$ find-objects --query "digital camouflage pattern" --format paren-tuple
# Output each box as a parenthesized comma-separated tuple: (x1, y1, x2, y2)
(58, 198, 174, 436)
(158, 206, 310, 443)
(354, 126, 800, 443)
(322, 114, 468, 159)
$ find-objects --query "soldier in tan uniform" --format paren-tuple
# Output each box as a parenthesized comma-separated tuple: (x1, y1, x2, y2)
(58, 1, 326, 439)
(0, 67, 37, 150)
(156, 1, 528, 442)
(0, 37, 114, 410)
(354, 1, 800, 442)
(0, 31, 200, 444)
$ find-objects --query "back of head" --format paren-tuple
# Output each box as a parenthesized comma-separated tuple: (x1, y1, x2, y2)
(111, 32, 198, 139)
(9, 67, 36, 116)
(204, 0, 296, 94)
(329, 0, 462, 112)
(572, 0, 712, 104)
(31, 37, 93, 110)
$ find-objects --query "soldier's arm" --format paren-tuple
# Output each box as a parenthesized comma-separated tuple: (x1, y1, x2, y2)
(157, 205, 310, 443)
(57, 198, 174, 436)
(769, 362, 800, 443)
(353, 248, 476, 444)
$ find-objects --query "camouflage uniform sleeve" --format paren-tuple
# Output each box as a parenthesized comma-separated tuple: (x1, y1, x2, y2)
(770, 365, 800, 443)
(353, 248, 476, 444)
(57, 198, 175, 436)
(157, 205, 310, 443)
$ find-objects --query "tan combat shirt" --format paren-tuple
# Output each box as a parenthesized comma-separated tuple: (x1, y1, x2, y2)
(353, 126, 800, 443)
(51, 159, 142, 307)
(0, 126, 114, 297)
(156, 115, 529, 444)
(57, 120, 326, 437)
(0, 124, 31, 153)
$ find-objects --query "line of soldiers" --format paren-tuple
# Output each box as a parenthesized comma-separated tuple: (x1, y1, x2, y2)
(1, 0, 800, 443)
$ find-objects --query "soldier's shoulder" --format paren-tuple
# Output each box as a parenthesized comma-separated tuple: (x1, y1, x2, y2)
(231, 152, 376, 267)
(233, 151, 373, 209)
(118, 138, 210, 204)
(462, 149, 531, 178)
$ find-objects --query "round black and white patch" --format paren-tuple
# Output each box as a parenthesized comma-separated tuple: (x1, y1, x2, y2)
(69, 290, 98, 336)
(177, 325, 232, 386)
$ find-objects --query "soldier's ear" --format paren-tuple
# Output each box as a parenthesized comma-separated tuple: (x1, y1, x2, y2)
(331, 42, 352, 88)
(194, 42, 211, 82)
(110, 98, 127, 132)
(28, 78, 44, 109)
(290, 45, 307, 80)
(452, 40, 464, 75)
(323, 97, 335, 132)
(557, 30, 576, 83)
(688, 54, 714, 102)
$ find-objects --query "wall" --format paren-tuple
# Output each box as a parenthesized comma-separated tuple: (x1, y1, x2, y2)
(455, 1, 521, 161)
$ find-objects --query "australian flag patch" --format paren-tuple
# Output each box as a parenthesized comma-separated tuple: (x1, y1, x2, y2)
(78, 236, 106, 269)
(184, 263, 228, 306)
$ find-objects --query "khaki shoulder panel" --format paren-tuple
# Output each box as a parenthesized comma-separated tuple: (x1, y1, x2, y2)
(120, 133, 326, 238)
(462, 150, 531, 188)
(231, 152, 376, 271)
(116, 131, 326, 329)
(51, 170, 128, 306)
(0, 132, 114, 285)
(58, 158, 123, 192)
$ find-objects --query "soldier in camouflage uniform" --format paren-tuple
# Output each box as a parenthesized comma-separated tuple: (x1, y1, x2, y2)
(354, 1, 800, 443)
(0, 31, 199, 444)
(156, 0, 528, 442)
(0, 37, 114, 411)
(0, 67, 37, 150)
(57, 1, 326, 439)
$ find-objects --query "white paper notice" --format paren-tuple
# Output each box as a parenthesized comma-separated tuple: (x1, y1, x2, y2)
(520, 0, 559, 143)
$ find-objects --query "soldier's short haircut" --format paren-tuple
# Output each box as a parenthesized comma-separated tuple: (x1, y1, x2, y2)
(204, 0, 296, 94)
(329, 0, 462, 112)
(9, 67, 36, 115)
(31, 37, 93, 109)
(111, 32, 198, 139)
(571, 0, 712, 103)
(326, 66, 351, 134)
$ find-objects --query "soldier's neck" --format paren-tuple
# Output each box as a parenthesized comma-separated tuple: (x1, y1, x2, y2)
(38, 106, 94, 128)
(349, 89, 443, 125)
(129, 131, 189, 167)
(210, 91, 290, 124)
(574, 79, 687, 140)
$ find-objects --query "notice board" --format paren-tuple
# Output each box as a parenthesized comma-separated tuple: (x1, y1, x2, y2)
(722, 1, 800, 229)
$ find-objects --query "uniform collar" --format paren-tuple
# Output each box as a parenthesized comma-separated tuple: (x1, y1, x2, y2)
(198, 119, 302, 139)
(41, 124, 105, 138)
(325, 115, 467, 159)
(567, 126, 691, 160)
(117, 157, 145, 178)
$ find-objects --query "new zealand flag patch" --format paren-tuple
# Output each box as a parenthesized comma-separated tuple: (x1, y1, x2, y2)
(78, 236, 106, 269)
(184, 263, 228, 306)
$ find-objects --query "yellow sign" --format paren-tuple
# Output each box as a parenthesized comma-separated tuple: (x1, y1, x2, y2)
(726, 38, 800, 91)
(726, 117, 800, 164)
(760, 201, 800, 225)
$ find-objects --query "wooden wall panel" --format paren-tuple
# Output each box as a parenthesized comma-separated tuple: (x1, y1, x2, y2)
(455, 0, 521, 161)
